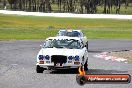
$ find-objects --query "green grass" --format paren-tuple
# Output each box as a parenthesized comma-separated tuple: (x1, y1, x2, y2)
(0, 14, 132, 40)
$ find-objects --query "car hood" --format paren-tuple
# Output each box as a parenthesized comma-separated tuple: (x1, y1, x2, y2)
(38, 48, 84, 56)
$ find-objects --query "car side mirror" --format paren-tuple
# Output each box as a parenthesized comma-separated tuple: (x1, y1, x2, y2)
(40, 45, 43, 48)
(40, 42, 46, 48)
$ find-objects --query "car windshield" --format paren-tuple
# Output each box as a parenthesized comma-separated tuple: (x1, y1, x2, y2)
(44, 39, 82, 49)
(59, 31, 80, 37)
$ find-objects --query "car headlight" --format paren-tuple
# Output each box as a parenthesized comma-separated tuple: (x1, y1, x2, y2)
(68, 56, 73, 60)
(45, 55, 50, 60)
(75, 55, 80, 61)
(38, 55, 44, 60)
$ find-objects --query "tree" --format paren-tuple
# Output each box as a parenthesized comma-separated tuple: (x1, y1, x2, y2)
(3, 0, 131, 14)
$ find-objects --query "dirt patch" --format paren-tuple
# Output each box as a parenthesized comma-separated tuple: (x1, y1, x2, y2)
(108, 50, 132, 63)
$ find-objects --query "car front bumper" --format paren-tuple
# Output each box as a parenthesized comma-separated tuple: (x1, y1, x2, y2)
(36, 62, 81, 69)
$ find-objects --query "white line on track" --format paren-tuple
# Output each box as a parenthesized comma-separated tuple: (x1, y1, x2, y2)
(0, 10, 132, 20)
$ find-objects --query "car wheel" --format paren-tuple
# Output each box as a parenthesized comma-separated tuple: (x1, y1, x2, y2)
(86, 41, 88, 51)
(84, 59, 88, 71)
(76, 75, 87, 85)
(36, 65, 44, 73)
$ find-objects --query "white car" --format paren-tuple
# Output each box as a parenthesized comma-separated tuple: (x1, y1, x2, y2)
(36, 36, 88, 73)
(57, 29, 88, 46)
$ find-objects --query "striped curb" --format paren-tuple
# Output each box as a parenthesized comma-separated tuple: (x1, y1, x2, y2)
(94, 52, 128, 63)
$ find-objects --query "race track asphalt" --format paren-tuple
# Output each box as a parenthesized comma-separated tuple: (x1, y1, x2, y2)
(0, 39, 132, 88)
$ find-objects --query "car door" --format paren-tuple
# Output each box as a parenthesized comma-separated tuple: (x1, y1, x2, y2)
(80, 41, 88, 64)
(80, 32, 87, 45)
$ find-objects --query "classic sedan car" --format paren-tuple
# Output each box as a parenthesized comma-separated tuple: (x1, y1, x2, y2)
(57, 29, 88, 46)
(36, 36, 88, 73)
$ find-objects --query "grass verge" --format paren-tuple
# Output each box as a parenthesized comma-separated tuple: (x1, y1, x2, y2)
(0, 14, 132, 40)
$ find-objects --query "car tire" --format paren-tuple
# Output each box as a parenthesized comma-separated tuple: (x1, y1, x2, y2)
(84, 59, 88, 71)
(86, 41, 88, 51)
(76, 75, 87, 85)
(36, 65, 44, 73)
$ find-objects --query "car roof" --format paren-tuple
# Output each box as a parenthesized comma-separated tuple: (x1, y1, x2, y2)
(59, 29, 81, 32)
(46, 36, 81, 41)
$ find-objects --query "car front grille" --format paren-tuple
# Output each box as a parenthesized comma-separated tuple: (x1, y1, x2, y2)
(51, 55, 67, 64)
